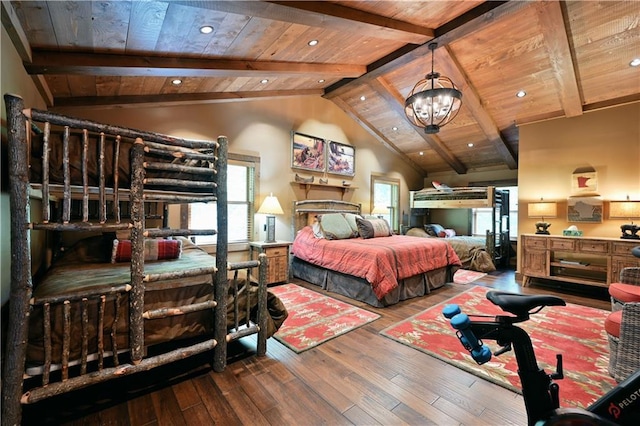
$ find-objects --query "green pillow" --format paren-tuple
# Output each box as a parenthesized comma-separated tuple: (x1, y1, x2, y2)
(320, 213, 356, 240)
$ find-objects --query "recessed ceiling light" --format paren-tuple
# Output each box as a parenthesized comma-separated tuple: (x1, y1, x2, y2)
(308, 40, 318, 46)
(318, 79, 325, 83)
(516, 90, 527, 98)
(630, 58, 640, 67)
(419, 151, 424, 156)
(172, 79, 182, 85)
(360, 95, 366, 101)
(468, 143, 474, 147)
(199, 25, 214, 34)
(392, 126, 398, 131)
(260, 79, 269, 84)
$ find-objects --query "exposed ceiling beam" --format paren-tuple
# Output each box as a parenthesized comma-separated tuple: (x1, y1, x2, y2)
(1, 0, 53, 106)
(52, 89, 324, 109)
(537, 0, 583, 118)
(329, 97, 426, 177)
(436, 45, 518, 169)
(372, 77, 467, 175)
(25, 51, 366, 78)
(324, 0, 522, 97)
(172, 0, 434, 44)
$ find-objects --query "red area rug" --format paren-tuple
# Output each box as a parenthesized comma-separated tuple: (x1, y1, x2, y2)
(381, 285, 616, 409)
(269, 284, 380, 353)
(453, 269, 487, 284)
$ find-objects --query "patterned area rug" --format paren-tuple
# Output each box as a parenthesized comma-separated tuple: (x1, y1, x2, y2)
(380, 286, 616, 409)
(269, 284, 380, 353)
(453, 269, 487, 284)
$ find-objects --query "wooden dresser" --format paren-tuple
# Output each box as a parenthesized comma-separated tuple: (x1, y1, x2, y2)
(521, 234, 640, 288)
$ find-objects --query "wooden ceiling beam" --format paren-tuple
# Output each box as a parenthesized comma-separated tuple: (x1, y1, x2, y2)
(26, 51, 365, 78)
(537, 0, 583, 118)
(52, 89, 324, 109)
(329, 96, 426, 177)
(172, 0, 434, 44)
(372, 77, 467, 175)
(436, 46, 518, 169)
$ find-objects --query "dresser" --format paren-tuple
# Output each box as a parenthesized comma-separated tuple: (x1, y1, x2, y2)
(249, 241, 292, 285)
(521, 234, 640, 288)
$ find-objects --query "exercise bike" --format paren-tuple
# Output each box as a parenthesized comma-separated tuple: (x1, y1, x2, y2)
(442, 291, 640, 425)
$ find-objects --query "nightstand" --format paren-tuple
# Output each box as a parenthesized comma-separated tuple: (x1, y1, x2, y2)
(249, 241, 292, 285)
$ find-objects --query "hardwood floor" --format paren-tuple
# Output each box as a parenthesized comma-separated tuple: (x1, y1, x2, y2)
(21, 269, 612, 425)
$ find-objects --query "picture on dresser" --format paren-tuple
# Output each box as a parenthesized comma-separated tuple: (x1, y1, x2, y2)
(567, 196, 603, 223)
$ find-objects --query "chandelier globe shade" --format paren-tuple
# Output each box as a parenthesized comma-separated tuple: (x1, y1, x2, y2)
(404, 43, 462, 134)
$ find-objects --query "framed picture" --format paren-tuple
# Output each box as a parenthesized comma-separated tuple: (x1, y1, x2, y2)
(291, 131, 326, 172)
(567, 196, 603, 223)
(571, 170, 598, 195)
(327, 140, 355, 176)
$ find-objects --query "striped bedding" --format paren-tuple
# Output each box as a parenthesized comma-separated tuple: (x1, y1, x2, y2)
(292, 226, 461, 300)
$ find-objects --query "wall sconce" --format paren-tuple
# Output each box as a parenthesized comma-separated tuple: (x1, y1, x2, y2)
(609, 197, 640, 239)
(528, 200, 557, 235)
(257, 193, 283, 243)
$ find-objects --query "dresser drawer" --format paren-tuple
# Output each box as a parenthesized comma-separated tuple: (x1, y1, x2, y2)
(612, 241, 637, 256)
(524, 236, 547, 249)
(264, 247, 287, 257)
(578, 240, 609, 254)
(549, 238, 575, 251)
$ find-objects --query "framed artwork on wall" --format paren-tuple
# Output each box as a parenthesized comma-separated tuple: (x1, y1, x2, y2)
(571, 170, 598, 195)
(327, 140, 355, 176)
(291, 131, 326, 172)
(567, 196, 603, 223)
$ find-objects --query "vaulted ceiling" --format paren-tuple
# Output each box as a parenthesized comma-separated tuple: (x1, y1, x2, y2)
(3, 1, 639, 176)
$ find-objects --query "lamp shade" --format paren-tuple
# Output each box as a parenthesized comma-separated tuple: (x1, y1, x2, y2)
(609, 200, 640, 219)
(257, 193, 283, 215)
(528, 202, 557, 219)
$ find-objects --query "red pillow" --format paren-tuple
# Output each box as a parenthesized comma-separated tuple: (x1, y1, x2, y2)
(111, 239, 182, 263)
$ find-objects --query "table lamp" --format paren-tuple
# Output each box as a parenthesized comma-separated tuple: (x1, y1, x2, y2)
(609, 198, 640, 239)
(528, 200, 557, 235)
(257, 193, 283, 243)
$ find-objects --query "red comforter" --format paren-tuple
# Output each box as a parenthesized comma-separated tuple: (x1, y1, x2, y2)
(292, 226, 461, 300)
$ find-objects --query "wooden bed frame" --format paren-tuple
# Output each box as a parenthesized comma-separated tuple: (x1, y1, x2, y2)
(409, 186, 511, 266)
(2, 94, 269, 424)
(290, 199, 456, 307)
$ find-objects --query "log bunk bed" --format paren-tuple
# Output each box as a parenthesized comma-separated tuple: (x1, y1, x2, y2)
(2, 94, 275, 425)
(409, 186, 511, 271)
(290, 199, 461, 307)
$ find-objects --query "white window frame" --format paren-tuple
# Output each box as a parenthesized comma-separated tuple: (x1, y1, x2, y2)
(182, 154, 258, 252)
(472, 185, 518, 240)
(371, 174, 400, 233)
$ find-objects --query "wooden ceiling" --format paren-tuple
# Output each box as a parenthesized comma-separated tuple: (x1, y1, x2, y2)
(4, 1, 639, 176)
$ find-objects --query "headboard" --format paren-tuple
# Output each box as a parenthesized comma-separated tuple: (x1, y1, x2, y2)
(291, 199, 361, 236)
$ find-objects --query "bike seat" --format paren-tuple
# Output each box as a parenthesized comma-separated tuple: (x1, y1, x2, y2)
(486, 291, 566, 317)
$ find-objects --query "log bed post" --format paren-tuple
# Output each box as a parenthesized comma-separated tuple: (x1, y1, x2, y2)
(2, 94, 33, 426)
(129, 138, 146, 363)
(213, 136, 228, 372)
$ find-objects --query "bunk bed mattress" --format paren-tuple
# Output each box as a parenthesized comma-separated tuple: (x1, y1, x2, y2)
(27, 238, 265, 366)
(291, 226, 461, 304)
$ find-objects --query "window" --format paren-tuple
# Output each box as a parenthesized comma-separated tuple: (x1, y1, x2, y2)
(186, 155, 257, 246)
(371, 175, 400, 232)
(472, 185, 518, 240)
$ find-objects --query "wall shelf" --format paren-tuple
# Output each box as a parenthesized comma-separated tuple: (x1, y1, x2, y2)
(291, 182, 357, 200)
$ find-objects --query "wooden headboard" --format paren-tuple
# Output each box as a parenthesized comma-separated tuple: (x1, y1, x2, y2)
(291, 199, 361, 236)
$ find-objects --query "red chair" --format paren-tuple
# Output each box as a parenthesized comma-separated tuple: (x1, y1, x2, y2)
(605, 267, 640, 382)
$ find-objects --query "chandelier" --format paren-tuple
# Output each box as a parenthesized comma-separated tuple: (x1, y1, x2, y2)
(404, 43, 462, 134)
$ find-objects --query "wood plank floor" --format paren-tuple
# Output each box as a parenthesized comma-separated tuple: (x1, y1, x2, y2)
(22, 269, 612, 425)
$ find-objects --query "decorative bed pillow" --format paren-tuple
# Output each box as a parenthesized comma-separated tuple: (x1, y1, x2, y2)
(319, 213, 356, 240)
(356, 217, 392, 239)
(111, 238, 182, 263)
(344, 213, 362, 234)
(442, 228, 457, 238)
(425, 224, 445, 237)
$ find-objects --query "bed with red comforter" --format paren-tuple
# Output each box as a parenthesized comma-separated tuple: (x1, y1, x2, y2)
(292, 225, 461, 307)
